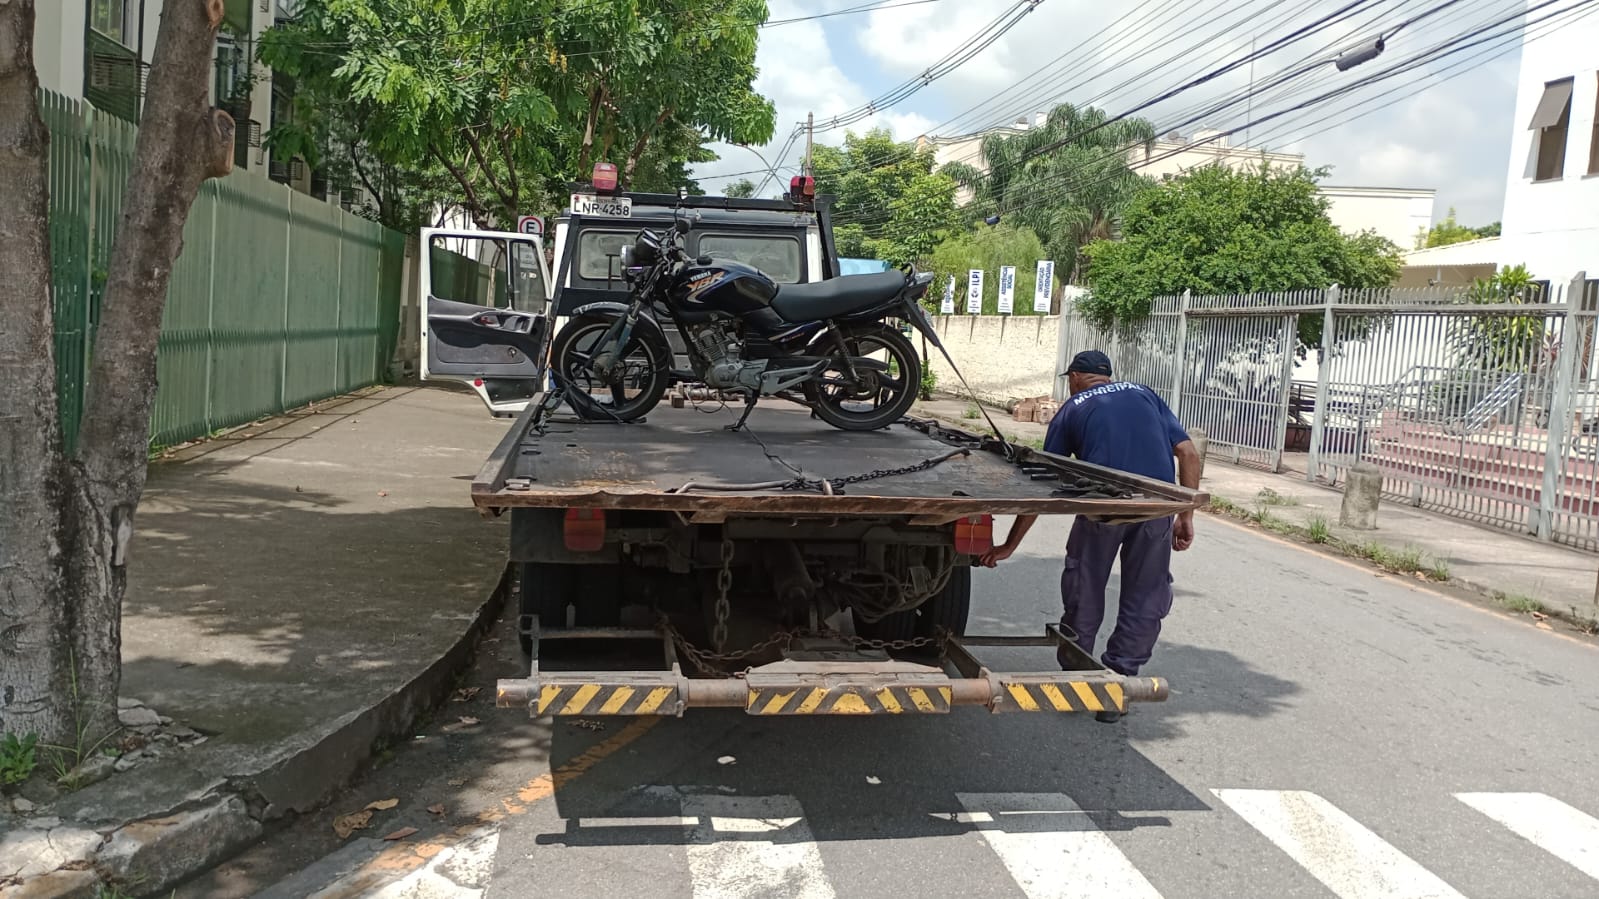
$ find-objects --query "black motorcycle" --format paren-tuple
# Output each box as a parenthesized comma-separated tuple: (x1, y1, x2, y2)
(551, 218, 939, 431)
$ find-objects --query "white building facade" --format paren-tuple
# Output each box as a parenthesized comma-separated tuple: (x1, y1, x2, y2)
(918, 124, 1434, 248)
(1496, 3, 1599, 287)
(35, 0, 324, 197)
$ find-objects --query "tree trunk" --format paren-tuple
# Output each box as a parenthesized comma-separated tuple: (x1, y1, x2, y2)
(0, 0, 232, 750)
(0, 0, 76, 746)
(621, 108, 673, 189)
(577, 82, 606, 175)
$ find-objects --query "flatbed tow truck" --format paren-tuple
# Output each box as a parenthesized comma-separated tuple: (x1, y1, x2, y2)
(418, 172, 1208, 720)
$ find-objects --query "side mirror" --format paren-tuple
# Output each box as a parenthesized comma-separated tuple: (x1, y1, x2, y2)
(674, 219, 691, 235)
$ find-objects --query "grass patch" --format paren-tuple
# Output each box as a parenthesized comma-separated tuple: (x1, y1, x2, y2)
(1493, 592, 1546, 615)
(1255, 487, 1299, 507)
(1208, 496, 1247, 517)
(1306, 516, 1330, 544)
(962, 402, 981, 420)
(1427, 559, 1451, 582)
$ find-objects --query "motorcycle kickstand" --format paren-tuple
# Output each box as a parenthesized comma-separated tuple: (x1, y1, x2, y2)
(726, 393, 759, 432)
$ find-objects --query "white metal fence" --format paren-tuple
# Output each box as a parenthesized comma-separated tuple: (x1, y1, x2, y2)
(1057, 274, 1599, 550)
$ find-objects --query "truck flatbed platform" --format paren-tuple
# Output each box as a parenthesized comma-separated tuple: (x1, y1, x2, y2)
(473, 398, 1207, 521)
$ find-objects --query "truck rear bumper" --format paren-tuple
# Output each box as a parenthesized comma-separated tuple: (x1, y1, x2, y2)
(496, 625, 1168, 717)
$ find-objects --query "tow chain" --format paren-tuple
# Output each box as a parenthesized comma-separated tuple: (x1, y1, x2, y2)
(712, 536, 734, 652)
(780, 448, 969, 495)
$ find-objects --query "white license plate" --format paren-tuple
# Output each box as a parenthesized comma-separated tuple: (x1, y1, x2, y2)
(570, 194, 632, 218)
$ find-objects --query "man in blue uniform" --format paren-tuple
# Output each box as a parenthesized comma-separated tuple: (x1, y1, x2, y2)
(980, 350, 1201, 722)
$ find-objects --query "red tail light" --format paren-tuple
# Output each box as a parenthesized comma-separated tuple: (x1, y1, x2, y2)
(564, 508, 606, 552)
(789, 174, 815, 201)
(953, 514, 993, 555)
(592, 162, 619, 193)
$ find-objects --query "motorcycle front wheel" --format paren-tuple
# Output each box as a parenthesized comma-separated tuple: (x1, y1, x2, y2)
(804, 326, 922, 431)
(551, 313, 671, 422)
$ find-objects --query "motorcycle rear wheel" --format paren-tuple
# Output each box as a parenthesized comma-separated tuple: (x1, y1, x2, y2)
(552, 313, 671, 422)
(805, 326, 921, 431)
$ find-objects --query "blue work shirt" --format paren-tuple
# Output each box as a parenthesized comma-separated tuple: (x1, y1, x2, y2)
(1044, 382, 1190, 483)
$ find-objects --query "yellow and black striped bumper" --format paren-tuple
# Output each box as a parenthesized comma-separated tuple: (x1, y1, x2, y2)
(519, 678, 683, 717)
(994, 676, 1137, 714)
(744, 682, 954, 715)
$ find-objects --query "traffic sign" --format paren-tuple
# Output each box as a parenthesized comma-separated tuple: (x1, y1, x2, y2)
(517, 215, 544, 236)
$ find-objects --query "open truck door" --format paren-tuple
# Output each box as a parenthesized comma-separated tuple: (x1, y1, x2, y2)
(419, 227, 552, 416)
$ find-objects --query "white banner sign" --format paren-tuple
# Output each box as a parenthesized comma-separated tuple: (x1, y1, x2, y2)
(967, 269, 984, 315)
(997, 265, 1016, 314)
(939, 275, 956, 314)
(1034, 260, 1055, 313)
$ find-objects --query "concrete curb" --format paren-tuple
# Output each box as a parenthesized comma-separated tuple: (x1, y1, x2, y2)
(3, 568, 510, 899)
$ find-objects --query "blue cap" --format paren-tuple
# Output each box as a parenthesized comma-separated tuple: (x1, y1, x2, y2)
(1067, 350, 1113, 376)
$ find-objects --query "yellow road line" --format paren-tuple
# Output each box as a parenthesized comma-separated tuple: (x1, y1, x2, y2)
(1207, 512, 1598, 650)
(337, 716, 662, 891)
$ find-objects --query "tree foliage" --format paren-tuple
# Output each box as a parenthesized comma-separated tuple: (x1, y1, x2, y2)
(1453, 264, 1551, 372)
(811, 129, 961, 267)
(943, 102, 1155, 279)
(1415, 206, 1499, 249)
(724, 178, 758, 198)
(1080, 164, 1403, 332)
(926, 224, 1047, 315)
(260, 0, 776, 230)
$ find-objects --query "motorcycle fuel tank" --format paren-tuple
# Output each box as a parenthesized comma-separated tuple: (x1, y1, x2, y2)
(668, 260, 779, 323)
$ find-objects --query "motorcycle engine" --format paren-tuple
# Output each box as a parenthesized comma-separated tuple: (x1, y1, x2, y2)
(690, 324, 768, 392)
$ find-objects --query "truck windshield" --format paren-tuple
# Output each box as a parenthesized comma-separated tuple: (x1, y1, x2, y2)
(698, 234, 802, 283)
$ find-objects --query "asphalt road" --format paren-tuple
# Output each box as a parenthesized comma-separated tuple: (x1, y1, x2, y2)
(182, 513, 1599, 899)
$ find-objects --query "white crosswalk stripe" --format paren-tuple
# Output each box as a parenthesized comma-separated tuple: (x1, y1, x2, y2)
(1457, 792, 1599, 882)
(273, 787, 1599, 897)
(682, 794, 838, 899)
(1213, 789, 1466, 899)
(954, 792, 1164, 899)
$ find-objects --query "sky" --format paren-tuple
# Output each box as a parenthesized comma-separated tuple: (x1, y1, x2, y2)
(690, 0, 1564, 230)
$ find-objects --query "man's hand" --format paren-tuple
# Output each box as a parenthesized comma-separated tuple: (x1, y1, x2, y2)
(1172, 512, 1195, 552)
(978, 543, 1018, 568)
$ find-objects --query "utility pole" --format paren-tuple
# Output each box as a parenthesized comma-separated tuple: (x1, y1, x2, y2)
(804, 112, 814, 176)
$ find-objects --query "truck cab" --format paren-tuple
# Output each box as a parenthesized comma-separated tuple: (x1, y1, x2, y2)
(420, 171, 839, 415)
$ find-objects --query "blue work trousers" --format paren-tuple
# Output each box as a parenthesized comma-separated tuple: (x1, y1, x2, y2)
(1059, 516, 1175, 676)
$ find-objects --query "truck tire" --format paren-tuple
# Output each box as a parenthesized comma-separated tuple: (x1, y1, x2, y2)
(915, 566, 971, 640)
(517, 562, 573, 655)
(856, 608, 917, 644)
(516, 563, 623, 654)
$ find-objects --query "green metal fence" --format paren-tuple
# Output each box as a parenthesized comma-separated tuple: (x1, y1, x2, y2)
(41, 89, 407, 450)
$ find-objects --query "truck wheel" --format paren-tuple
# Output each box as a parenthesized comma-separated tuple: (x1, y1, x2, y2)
(915, 566, 971, 640)
(856, 608, 917, 644)
(516, 564, 624, 653)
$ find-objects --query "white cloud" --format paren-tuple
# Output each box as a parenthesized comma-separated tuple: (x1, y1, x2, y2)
(697, 0, 1528, 221)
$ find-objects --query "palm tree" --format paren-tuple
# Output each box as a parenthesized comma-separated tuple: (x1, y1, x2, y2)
(943, 103, 1155, 282)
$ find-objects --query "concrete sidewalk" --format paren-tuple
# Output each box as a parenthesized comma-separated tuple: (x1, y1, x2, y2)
(913, 396, 1599, 622)
(2, 385, 512, 897)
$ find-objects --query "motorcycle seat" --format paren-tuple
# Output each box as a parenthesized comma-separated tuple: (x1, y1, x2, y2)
(769, 271, 905, 321)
